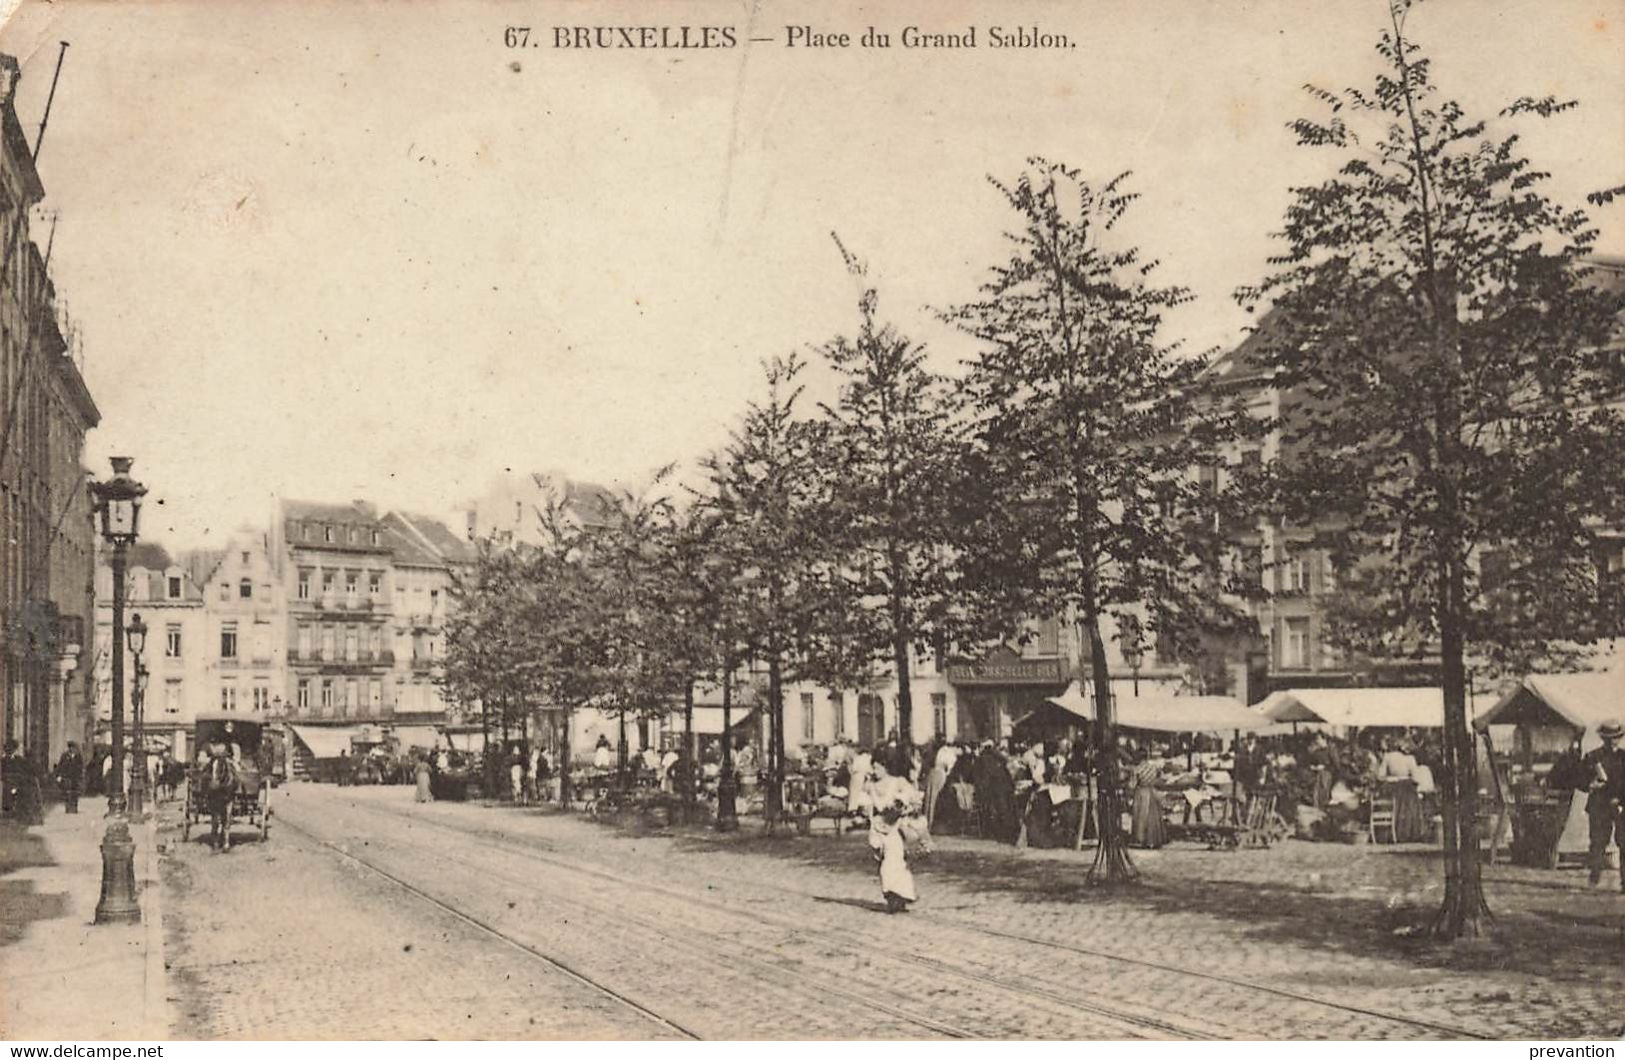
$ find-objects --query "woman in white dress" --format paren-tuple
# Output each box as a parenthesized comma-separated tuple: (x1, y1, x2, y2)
(867, 760, 922, 914)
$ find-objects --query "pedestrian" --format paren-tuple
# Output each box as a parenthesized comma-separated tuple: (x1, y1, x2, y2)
(55, 741, 85, 814)
(972, 742, 1019, 843)
(509, 746, 526, 804)
(337, 748, 351, 786)
(868, 797, 918, 914)
(593, 734, 613, 772)
(414, 753, 433, 803)
(1582, 719, 1625, 891)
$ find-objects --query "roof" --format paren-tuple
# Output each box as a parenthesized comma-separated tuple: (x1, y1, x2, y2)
(1046, 683, 1265, 732)
(126, 542, 174, 571)
(178, 548, 224, 589)
(545, 474, 618, 529)
(282, 498, 378, 524)
(1257, 687, 1453, 728)
(1476, 670, 1624, 735)
(383, 510, 475, 567)
(1204, 307, 1284, 389)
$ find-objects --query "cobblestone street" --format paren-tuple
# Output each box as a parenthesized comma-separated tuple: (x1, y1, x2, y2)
(155, 784, 1625, 1040)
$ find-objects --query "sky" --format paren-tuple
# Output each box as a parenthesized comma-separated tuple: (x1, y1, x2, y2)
(1, 0, 1621, 551)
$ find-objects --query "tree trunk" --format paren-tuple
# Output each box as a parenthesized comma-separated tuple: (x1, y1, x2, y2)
(891, 629, 913, 774)
(683, 679, 696, 822)
(617, 713, 628, 791)
(1084, 604, 1137, 885)
(559, 706, 574, 805)
(481, 699, 492, 799)
(1430, 552, 1491, 938)
(766, 654, 785, 828)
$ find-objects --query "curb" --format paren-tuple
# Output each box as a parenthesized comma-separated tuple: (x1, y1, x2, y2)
(139, 816, 171, 1038)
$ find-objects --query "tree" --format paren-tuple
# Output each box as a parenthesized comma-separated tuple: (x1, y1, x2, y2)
(1241, 0, 1625, 937)
(951, 158, 1248, 884)
(817, 236, 967, 767)
(702, 354, 858, 828)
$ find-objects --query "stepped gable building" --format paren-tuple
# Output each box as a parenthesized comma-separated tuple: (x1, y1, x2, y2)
(189, 526, 285, 719)
(275, 499, 395, 721)
(0, 54, 99, 768)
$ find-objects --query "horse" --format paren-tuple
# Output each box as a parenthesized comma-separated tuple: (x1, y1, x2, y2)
(202, 754, 238, 852)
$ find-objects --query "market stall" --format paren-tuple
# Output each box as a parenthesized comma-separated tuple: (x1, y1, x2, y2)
(1041, 685, 1272, 848)
(1256, 687, 1447, 729)
(1474, 670, 1623, 868)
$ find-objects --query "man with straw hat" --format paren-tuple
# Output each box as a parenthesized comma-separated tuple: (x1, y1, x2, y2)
(1582, 719, 1625, 890)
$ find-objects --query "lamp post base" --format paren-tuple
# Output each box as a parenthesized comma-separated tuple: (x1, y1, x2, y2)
(128, 777, 148, 821)
(93, 818, 142, 925)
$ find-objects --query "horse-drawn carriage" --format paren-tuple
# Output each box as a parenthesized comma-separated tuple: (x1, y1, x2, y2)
(183, 714, 272, 849)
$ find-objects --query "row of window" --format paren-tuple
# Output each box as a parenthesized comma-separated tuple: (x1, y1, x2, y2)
(292, 676, 441, 714)
(161, 623, 272, 661)
(296, 521, 382, 547)
(293, 623, 437, 662)
(296, 568, 386, 603)
(155, 678, 274, 714)
(794, 691, 952, 740)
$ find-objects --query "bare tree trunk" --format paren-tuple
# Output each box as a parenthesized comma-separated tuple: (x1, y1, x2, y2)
(765, 654, 785, 829)
(891, 628, 913, 774)
(1084, 602, 1136, 885)
(1431, 552, 1491, 938)
(683, 679, 696, 823)
(559, 706, 574, 806)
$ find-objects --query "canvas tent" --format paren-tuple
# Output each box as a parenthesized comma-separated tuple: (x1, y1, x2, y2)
(1255, 687, 1450, 729)
(1474, 669, 1624, 866)
(1045, 683, 1265, 733)
(1475, 671, 1623, 748)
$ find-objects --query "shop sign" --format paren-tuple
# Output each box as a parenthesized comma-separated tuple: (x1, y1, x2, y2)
(946, 657, 1066, 686)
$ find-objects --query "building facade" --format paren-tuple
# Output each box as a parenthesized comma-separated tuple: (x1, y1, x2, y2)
(0, 54, 100, 771)
(380, 510, 473, 721)
(93, 543, 209, 757)
(275, 500, 396, 722)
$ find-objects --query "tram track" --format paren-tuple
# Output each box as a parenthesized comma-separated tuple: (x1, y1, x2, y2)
(308, 798, 1228, 1038)
(293, 797, 1191, 1039)
(337, 795, 1499, 1040)
(276, 814, 703, 1041)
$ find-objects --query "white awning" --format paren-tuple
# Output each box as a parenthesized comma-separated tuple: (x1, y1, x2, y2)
(1046, 683, 1265, 733)
(668, 706, 757, 736)
(289, 724, 363, 758)
(1476, 670, 1624, 747)
(389, 726, 443, 751)
(1256, 688, 1457, 728)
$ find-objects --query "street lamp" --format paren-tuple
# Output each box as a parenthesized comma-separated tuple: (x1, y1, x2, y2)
(90, 457, 145, 926)
(127, 612, 149, 819)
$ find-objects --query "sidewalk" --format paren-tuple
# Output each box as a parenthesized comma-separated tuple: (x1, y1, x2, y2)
(0, 799, 169, 1041)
